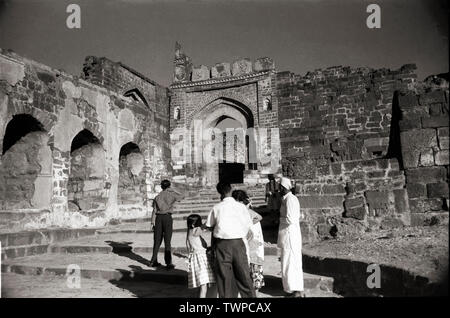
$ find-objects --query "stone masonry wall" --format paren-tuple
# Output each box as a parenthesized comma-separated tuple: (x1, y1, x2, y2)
(0, 49, 171, 230)
(276, 64, 421, 242)
(398, 79, 449, 227)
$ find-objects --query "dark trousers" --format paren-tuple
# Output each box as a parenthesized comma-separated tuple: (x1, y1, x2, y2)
(150, 214, 173, 265)
(214, 238, 255, 298)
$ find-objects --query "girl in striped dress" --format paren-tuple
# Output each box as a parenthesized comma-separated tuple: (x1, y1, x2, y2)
(186, 214, 216, 298)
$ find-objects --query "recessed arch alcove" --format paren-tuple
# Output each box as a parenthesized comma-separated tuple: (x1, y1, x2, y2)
(0, 114, 52, 210)
(67, 129, 106, 211)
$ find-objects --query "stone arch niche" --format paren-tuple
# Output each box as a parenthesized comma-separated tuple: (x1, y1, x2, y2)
(68, 129, 106, 211)
(118, 142, 146, 209)
(0, 114, 52, 210)
(190, 98, 257, 186)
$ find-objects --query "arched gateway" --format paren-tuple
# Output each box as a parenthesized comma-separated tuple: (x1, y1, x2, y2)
(169, 44, 281, 187)
(190, 98, 257, 186)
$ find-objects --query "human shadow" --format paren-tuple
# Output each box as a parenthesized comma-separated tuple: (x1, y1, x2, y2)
(259, 274, 287, 297)
(173, 252, 188, 259)
(109, 265, 197, 298)
(105, 240, 152, 267)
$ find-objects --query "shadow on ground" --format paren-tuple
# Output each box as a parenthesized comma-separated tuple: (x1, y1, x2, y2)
(105, 241, 197, 297)
(259, 275, 286, 297)
(106, 241, 153, 267)
(109, 266, 196, 298)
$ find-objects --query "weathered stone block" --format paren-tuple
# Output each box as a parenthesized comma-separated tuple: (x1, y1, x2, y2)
(393, 189, 410, 214)
(437, 127, 449, 150)
(299, 195, 344, 209)
(330, 163, 342, 175)
(174, 64, 189, 82)
(419, 90, 446, 105)
(427, 182, 449, 198)
(344, 196, 365, 210)
(380, 217, 406, 229)
(191, 65, 209, 81)
(400, 129, 437, 168)
(405, 167, 446, 183)
(365, 190, 394, 216)
(411, 212, 449, 226)
(345, 206, 367, 220)
(429, 103, 444, 116)
(322, 184, 346, 195)
(316, 223, 332, 236)
(211, 62, 231, 78)
(253, 57, 275, 72)
(435, 149, 449, 166)
(231, 58, 253, 76)
(399, 117, 422, 131)
(422, 116, 449, 128)
(409, 198, 444, 213)
(406, 182, 427, 198)
(397, 91, 418, 109)
(419, 148, 434, 167)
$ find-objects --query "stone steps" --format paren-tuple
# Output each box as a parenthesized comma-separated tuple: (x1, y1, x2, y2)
(1, 252, 336, 296)
(0, 216, 339, 297)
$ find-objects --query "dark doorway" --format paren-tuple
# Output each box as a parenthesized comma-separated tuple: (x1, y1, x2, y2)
(218, 162, 245, 184)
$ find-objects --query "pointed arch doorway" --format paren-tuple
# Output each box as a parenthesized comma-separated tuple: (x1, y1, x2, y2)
(191, 98, 257, 186)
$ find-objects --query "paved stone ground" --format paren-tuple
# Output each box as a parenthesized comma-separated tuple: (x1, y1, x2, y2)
(1, 272, 336, 298)
(1, 272, 198, 298)
(1, 222, 338, 298)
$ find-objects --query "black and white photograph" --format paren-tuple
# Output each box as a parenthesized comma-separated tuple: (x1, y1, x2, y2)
(0, 0, 448, 304)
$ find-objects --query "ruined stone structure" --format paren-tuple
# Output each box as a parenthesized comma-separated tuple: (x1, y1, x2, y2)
(0, 48, 170, 229)
(0, 44, 448, 242)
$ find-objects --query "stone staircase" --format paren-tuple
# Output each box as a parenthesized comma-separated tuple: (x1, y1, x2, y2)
(172, 184, 267, 217)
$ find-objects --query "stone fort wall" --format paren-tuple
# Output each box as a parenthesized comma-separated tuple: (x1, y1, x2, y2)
(276, 64, 449, 241)
(0, 45, 448, 242)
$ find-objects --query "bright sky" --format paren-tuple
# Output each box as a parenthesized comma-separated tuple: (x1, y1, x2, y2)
(0, 0, 448, 86)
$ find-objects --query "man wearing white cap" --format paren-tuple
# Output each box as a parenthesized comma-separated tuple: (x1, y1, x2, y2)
(278, 177, 305, 298)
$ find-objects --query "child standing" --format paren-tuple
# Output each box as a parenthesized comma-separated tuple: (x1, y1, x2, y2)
(186, 214, 216, 298)
(232, 190, 265, 296)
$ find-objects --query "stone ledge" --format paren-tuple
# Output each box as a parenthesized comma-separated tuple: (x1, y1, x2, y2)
(170, 71, 270, 89)
(302, 253, 446, 296)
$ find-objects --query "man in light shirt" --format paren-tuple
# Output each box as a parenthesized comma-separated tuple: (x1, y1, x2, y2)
(278, 177, 305, 298)
(205, 182, 255, 298)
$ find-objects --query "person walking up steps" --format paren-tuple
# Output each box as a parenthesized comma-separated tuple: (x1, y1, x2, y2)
(205, 182, 255, 298)
(186, 214, 216, 298)
(266, 174, 281, 223)
(150, 179, 184, 270)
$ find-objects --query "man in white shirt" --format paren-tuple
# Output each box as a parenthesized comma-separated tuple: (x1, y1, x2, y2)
(206, 182, 255, 298)
(278, 177, 305, 298)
